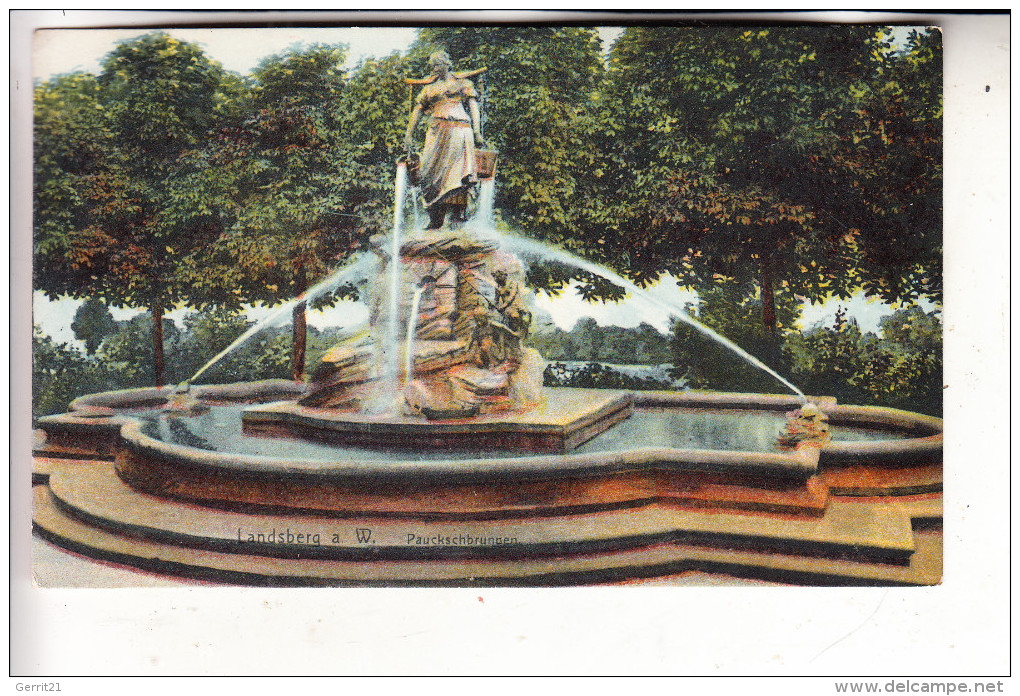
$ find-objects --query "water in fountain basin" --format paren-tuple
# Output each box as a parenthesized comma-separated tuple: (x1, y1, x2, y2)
(139, 403, 900, 461)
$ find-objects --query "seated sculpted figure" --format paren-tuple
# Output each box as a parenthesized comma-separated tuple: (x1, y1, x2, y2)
(404, 50, 486, 230)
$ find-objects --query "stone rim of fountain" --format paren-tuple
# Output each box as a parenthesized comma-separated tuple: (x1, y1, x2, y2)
(114, 411, 821, 483)
(41, 383, 943, 475)
(34, 383, 942, 523)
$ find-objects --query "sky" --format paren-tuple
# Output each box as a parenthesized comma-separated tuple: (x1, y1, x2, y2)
(30, 24, 935, 349)
(32, 26, 626, 81)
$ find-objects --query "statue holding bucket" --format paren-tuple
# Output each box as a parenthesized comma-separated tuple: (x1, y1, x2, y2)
(405, 50, 496, 230)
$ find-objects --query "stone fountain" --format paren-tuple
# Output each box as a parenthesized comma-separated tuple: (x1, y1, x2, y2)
(31, 53, 944, 587)
(243, 221, 632, 454)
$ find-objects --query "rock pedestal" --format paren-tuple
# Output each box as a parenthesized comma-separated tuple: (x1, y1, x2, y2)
(301, 227, 544, 419)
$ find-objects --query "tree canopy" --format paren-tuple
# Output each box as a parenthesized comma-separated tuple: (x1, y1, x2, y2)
(34, 33, 238, 384)
(33, 26, 942, 397)
(591, 27, 941, 326)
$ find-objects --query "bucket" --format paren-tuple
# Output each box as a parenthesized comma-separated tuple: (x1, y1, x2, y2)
(475, 149, 498, 180)
(398, 153, 421, 186)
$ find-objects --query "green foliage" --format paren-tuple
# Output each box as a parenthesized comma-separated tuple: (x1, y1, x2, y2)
(187, 328, 294, 385)
(32, 326, 112, 418)
(251, 44, 347, 109)
(160, 42, 373, 377)
(593, 26, 941, 322)
(543, 361, 676, 391)
(331, 52, 415, 234)
(173, 307, 256, 382)
(97, 315, 182, 388)
(171, 44, 398, 347)
(80, 306, 322, 388)
(671, 280, 802, 393)
(98, 32, 227, 153)
(90, 32, 233, 310)
(33, 73, 116, 299)
(70, 297, 117, 355)
(786, 305, 941, 415)
(172, 43, 359, 309)
(843, 28, 943, 303)
(529, 318, 671, 364)
(177, 309, 337, 386)
(667, 274, 942, 414)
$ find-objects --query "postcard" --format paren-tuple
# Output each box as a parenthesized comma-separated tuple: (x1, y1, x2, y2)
(12, 10, 1008, 680)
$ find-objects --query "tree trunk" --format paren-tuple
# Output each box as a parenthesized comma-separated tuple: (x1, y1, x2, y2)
(759, 253, 781, 369)
(760, 254, 777, 337)
(152, 301, 165, 387)
(292, 268, 307, 382)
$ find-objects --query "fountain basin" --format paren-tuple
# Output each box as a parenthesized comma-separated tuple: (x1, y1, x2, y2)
(35, 382, 941, 520)
(33, 382, 942, 585)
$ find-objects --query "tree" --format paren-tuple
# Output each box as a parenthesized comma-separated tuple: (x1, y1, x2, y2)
(594, 26, 941, 358)
(876, 305, 942, 413)
(572, 317, 605, 361)
(33, 73, 113, 285)
(671, 279, 803, 392)
(834, 28, 943, 304)
(173, 307, 305, 385)
(175, 44, 389, 380)
(783, 304, 942, 415)
(331, 52, 419, 232)
(173, 307, 256, 383)
(70, 298, 118, 355)
(34, 33, 236, 387)
(98, 315, 182, 389)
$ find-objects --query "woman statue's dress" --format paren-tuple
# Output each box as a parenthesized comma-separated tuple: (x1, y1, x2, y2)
(415, 78, 479, 208)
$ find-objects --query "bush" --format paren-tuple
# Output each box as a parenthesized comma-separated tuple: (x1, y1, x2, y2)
(786, 306, 942, 416)
(32, 326, 112, 419)
(543, 361, 678, 391)
(670, 282, 800, 394)
(97, 315, 182, 389)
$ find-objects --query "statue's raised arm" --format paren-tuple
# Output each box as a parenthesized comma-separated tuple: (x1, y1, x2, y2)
(405, 51, 487, 230)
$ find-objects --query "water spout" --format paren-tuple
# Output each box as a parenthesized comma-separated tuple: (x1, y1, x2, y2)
(498, 233, 807, 401)
(364, 163, 410, 415)
(475, 179, 496, 227)
(384, 163, 409, 380)
(412, 192, 422, 229)
(187, 253, 374, 386)
(404, 285, 426, 382)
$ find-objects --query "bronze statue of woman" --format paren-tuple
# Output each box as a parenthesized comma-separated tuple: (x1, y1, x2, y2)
(404, 50, 486, 230)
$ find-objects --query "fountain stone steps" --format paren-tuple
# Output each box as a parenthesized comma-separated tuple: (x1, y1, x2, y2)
(819, 462, 943, 496)
(32, 455, 112, 484)
(46, 459, 915, 564)
(33, 482, 940, 587)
